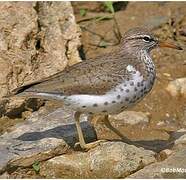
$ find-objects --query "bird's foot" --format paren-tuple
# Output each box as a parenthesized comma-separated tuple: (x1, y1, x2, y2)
(74, 139, 107, 151)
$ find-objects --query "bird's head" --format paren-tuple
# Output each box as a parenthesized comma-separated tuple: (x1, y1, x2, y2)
(121, 27, 182, 53)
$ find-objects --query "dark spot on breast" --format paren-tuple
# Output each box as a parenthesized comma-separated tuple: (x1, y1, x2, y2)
(129, 100, 135, 104)
(82, 105, 86, 108)
(93, 103, 98, 107)
(120, 88, 124, 91)
(137, 82, 140, 87)
(126, 89, 130, 93)
(134, 87, 138, 91)
(151, 80, 154, 85)
(104, 102, 108, 105)
(125, 97, 129, 101)
(102, 110, 107, 113)
(117, 95, 121, 99)
(130, 82, 134, 86)
(112, 101, 116, 103)
(133, 71, 136, 74)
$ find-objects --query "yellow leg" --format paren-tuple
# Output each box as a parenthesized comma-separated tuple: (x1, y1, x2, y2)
(74, 112, 86, 147)
(85, 114, 149, 149)
(102, 115, 151, 148)
(74, 112, 106, 151)
(102, 115, 133, 144)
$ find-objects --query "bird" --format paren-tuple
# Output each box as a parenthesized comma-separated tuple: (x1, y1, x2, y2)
(5, 27, 182, 151)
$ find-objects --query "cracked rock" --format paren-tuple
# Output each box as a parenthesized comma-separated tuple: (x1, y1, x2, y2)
(40, 142, 156, 178)
(0, 2, 81, 117)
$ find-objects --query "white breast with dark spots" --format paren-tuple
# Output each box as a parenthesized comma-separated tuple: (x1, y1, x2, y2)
(63, 62, 156, 114)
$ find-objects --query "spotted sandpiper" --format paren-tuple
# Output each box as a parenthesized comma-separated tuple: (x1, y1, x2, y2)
(7, 27, 182, 150)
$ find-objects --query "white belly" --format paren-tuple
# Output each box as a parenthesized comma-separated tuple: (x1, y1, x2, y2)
(64, 65, 155, 114)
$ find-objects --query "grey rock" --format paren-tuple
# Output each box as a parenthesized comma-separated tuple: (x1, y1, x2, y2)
(40, 142, 156, 178)
(171, 129, 186, 150)
(0, 107, 182, 177)
(0, 107, 96, 174)
(129, 148, 186, 178)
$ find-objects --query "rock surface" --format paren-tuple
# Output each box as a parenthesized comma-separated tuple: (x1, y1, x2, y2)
(0, 2, 81, 116)
(166, 78, 186, 98)
(129, 148, 186, 178)
(0, 107, 96, 174)
(171, 129, 186, 150)
(93, 111, 170, 152)
(40, 142, 156, 178)
(0, 107, 176, 177)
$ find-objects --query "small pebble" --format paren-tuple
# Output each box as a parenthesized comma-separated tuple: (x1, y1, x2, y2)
(157, 149, 173, 161)
(163, 73, 171, 77)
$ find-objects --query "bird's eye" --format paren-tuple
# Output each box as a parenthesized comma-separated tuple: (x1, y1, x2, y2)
(143, 36, 152, 42)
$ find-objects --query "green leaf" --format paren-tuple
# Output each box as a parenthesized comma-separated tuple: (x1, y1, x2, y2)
(80, 9, 87, 17)
(32, 161, 40, 174)
(99, 40, 108, 48)
(104, 2, 115, 14)
(95, 15, 113, 21)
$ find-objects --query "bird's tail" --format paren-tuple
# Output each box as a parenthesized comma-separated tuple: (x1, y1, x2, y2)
(2, 80, 45, 99)
(2, 77, 65, 101)
(3, 86, 65, 102)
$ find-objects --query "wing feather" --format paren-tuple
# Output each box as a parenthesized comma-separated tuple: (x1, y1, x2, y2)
(9, 51, 142, 97)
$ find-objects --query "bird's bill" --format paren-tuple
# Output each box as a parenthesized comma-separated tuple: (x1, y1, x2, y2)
(158, 41, 183, 50)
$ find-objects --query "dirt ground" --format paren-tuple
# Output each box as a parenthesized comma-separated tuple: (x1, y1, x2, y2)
(0, 1, 186, 144)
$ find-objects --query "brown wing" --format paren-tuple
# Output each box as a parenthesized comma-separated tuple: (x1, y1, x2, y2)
(11, 51, 143, 96)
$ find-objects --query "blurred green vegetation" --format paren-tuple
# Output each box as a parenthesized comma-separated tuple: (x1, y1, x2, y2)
(32, 161, 40, 174)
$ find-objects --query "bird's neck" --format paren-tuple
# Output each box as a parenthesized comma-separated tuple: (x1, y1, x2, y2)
(138, 50, 155, 74)
(119, 45, 156, 74)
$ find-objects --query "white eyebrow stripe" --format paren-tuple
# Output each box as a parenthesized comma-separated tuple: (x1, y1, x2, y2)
(126, 35, 152, 40)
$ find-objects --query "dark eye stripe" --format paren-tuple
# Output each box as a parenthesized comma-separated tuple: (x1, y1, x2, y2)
(127, 35, 154, 42)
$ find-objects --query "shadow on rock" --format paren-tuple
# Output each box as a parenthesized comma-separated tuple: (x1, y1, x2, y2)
(16, 121, 97, 148)
(126, 130, 186, 152)
(16, 121, 184, 152)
